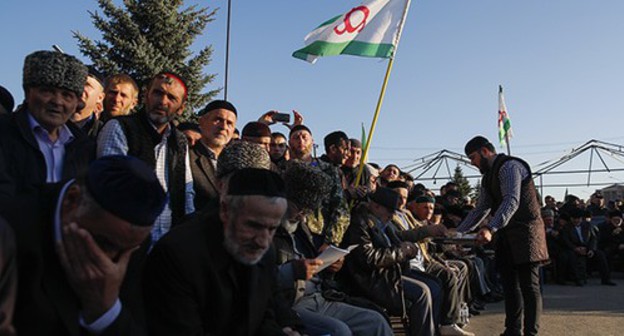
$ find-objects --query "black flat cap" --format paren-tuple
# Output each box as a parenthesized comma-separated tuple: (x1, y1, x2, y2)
(86, 155, 167, 227)
(227, 168, 286, 198)
(370, 187, 401, 211)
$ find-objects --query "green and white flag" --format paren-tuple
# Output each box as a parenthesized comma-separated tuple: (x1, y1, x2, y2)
(498, 85, 513, 147)
(293, 0, 411, 64)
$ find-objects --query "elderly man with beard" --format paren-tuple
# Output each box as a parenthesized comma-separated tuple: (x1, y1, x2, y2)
(97, 72, 195, 243)
(144, 168, 302, 336)
(190, 100, 237, 210)
(456, 136, 549, 336)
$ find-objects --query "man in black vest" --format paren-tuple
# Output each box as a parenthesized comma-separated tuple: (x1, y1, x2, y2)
(457, 136, 548, 336)
(97, 72, 195, 243)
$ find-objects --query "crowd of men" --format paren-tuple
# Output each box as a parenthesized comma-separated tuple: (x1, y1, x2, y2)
(0, 50, 619, 336)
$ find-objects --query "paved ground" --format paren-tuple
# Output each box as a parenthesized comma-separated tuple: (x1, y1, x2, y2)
(464, 276, 624, 336)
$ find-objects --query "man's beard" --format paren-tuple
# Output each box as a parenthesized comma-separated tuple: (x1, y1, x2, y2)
(148, 110, 175, 126)
(478, 153, 491, 174)
(223, 220, 267, 266)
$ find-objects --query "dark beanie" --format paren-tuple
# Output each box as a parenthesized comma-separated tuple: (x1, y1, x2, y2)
(227, 168, 286, 198)
(464, 135, 492, 156)
(198, 99, 237, 117)
(289, 124, 312, 137)
(242, 121, 272, 138)
(86, 155, 167, 227)
(387, 180, 410, 190)
(23, 50, 88, 97)
(370, 187, 401, 211)
(415, 196, 436, 204)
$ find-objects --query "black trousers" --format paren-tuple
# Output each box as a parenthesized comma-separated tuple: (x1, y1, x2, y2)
(496, 237, 542, 336)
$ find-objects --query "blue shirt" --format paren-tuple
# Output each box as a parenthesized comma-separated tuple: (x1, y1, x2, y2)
(27, 112, 75, 183)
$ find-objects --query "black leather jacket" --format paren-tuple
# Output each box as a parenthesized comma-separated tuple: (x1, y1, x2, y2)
(341, 203, 417, 315)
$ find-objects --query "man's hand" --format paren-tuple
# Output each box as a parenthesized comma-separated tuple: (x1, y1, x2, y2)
(282, 110, 304, 130)
(574, 246, 587, 256)
(425, 224, 448, 238)
(56, 222, 137, 323)
(282, 327, 302, 336)
(587, 250, 595, 258)
(476, 227, 492, 245)
(326, 257, 344, 273)
(300, 259, 324, 280)
(258, 110, 278, 125)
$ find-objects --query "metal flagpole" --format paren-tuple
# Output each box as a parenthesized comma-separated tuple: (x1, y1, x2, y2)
(353, 0, 412, 189)
(224, 0, 232, 100)
(506, 133, 511, 155)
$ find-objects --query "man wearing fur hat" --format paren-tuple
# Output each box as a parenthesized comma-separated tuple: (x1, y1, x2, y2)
(0, 50, 93, 205)
(274, 162, 393, 336)
(288, 125, 351, 247)
(97, 72, 195, 243)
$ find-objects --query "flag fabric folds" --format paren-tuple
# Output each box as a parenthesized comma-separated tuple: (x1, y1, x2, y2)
(293, 0, 410, 64)
(498, 85, 513, 147)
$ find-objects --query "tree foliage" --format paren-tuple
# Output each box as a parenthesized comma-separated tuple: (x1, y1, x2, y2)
(452, 165, 472, 199)
(73, 0, 220, 120)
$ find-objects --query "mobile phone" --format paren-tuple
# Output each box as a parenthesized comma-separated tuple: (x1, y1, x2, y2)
(272, 112, 291, 123)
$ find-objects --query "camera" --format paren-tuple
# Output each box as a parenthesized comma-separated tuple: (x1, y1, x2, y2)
(272, 112, 291, 123)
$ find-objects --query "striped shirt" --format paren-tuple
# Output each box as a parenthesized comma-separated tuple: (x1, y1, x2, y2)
(457, 158, 528, 233)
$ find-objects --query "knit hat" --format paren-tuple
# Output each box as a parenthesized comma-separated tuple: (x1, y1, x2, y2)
(217, 140, 271, 178)
(283, 161, 331, 211)
(464, 136, 493, 156)
(198, 99, 237, 117)
(227, 168, 286, 198)
(289, 124, 312, 137)
(242, 121, 271, 138)
(23, 50, 87, 97)
(86, 155, 167, 227)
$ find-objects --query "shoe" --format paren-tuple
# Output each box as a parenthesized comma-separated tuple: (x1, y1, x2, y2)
(468, 307, 480, 316)
(439, 324, 475, 336)
(575, 280, 585, 287)
(602, 280, 617, 286)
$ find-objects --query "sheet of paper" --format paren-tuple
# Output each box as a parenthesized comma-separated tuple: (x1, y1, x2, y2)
(316, 244, 358, 272)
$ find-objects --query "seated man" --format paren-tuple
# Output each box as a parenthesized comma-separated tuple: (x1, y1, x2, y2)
(342, 188, 439, 336)
(6, 155, 167, 335)
(560, 208, 615, 286)
(275, 162, 392, 336)
(144, 168, 301, 335)
(598, 210, 624, 271)
(0, 216, 16, 336)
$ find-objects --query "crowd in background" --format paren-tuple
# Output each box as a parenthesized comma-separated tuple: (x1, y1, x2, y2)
(0, 49, 621, 336)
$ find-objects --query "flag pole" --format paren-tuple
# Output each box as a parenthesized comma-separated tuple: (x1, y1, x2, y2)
(353, 0, 412, 189)
(224, 0, 232, 100)
(506, 133, 511, 155)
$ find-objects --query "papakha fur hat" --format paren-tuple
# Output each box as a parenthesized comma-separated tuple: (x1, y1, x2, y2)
(23, 50, 88, 97)
(217, 140, 271, 178)
(283, 161, 331, 211)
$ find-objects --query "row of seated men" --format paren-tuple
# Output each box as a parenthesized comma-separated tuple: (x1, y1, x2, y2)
(0, 49, 500, 335)
(542, 205, 622, 286)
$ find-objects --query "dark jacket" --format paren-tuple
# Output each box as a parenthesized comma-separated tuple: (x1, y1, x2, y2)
(189, 143, 219, 211)
(143, 210, 287, 336)
(483, 154, 549, 265)
(561, 221, 599, 252)
(3, 184, 147, 336)
(0, 107, 93, 205)
(115, 111, 189, 226)
(341, 203, 416, 315)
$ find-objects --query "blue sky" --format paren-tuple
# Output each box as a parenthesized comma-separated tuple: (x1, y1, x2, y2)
(2, 0, 624, 200)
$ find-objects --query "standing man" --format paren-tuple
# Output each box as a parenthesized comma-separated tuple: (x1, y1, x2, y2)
(100, 74, 139, 122)
(457, 136, 549, 336)
(190, 100, 237, 210)
(270, 132, 289, 168)
(71, 66, 105, 138)
(97, 72, 194, 243)
(0, 50, 93, 203)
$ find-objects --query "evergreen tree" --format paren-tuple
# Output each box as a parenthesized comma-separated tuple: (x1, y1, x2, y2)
(452, 165, 472, 198)
(73, 0, 220, 120)
(471, 180, 481, 204)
